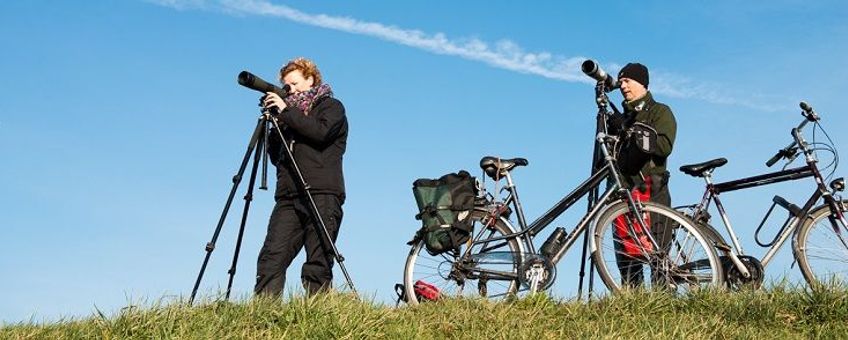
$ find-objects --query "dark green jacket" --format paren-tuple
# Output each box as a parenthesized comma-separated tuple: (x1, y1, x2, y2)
(616, 91, 677, 186)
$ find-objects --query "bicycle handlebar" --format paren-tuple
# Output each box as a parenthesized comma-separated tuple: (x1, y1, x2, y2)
(765, 101, 820, 167)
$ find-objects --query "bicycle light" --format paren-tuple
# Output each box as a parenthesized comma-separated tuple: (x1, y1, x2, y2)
(831, 178, 845, 192)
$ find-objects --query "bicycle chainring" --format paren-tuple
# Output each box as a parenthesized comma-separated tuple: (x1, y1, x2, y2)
(518, 254, 556, 291)
(723, 255, 764, 290)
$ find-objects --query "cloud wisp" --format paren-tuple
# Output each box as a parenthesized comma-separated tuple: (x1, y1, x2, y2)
(150, 0, 783, 111)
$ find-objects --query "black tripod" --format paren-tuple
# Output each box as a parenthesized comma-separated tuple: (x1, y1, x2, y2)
(575, 81, 619, 300)
(189, 110, 356, 305)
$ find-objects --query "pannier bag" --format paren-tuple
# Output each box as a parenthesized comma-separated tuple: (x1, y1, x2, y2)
(410, 170, 477, 255)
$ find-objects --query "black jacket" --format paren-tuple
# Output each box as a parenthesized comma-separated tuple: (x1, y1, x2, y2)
(268, 96, 348, 201)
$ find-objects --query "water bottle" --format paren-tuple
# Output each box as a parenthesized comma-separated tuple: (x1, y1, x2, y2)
(540, 227, 567, 259)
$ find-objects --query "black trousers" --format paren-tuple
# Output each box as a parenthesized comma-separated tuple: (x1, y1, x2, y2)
(616, 173, 673, 287)
(254, 194, 343, 296)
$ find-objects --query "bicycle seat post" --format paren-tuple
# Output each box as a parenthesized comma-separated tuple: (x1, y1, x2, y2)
(504, 171, 516, 189)
(504, 171, 531, 234)
(703, 170, 715, 186)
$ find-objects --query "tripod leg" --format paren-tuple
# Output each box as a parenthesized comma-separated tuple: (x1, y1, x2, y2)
(225, 123, 266, 299)
(578, 110, 607, 300)
(267, 116, 357, 293)
(189, 117, 266, 305)
(301, 192, 357, 293)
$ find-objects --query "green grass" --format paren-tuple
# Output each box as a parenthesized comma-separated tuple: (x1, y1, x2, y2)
(3, 286, 848, 339)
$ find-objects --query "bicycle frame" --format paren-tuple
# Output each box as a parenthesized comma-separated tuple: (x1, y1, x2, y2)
(695, 165, 818, 269)
(688, 113, 847, 277)
(470, 133, 656, 269)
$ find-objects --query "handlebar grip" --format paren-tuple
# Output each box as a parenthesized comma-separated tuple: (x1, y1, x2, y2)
(766, 151, 783, 167)
(799, 101, 820, 122)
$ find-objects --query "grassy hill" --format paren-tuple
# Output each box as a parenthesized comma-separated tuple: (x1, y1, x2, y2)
(3, 286, 847, 339)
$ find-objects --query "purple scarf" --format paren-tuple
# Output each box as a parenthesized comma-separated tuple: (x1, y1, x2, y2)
(284, 83, 334, 115)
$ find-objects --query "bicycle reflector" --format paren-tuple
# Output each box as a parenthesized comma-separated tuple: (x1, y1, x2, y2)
(413, 280, 441, 301)
(831, 178, 845, 192)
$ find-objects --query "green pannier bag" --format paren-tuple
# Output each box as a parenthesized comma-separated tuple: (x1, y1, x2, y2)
(410, 170, 478, 255)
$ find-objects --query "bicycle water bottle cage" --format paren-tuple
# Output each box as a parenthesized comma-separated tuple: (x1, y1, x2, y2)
(679, 158, 728, 178)
(479, 156, 529, 180)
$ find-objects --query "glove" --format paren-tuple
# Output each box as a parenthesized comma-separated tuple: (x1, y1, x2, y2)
(629, 122, 658, 154)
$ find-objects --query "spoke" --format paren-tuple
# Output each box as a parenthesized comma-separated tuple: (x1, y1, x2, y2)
(683, 239, 702, 269)
(804, 253, 848, 263)
(804, 240, 848, 257)
(672, 271, 714, 283)
(415, 256, 450, 265)
(413, 273, 445, 281)
(414, 263, 445, 271)
(672, 230, 695, 264)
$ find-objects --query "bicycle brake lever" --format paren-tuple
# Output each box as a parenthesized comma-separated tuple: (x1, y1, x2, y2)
(783, 151, 800, 168)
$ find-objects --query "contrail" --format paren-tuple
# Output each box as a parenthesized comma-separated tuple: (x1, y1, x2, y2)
(150, 0, 784, 111)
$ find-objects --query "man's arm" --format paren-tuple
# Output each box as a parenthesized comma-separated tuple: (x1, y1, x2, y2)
(652, 105, 677, 158)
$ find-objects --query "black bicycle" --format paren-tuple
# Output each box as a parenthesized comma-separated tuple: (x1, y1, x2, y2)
(402, 131, 724, 305)
(677, 102, 846, 289)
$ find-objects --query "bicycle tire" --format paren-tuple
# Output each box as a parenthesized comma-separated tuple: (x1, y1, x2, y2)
(794, 199, 848, 286)
(403, 208, 525, 305)
(593, 200, 724, 293)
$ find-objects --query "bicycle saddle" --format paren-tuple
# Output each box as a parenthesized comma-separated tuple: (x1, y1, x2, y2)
(679, 158, 728, 177)
(479, 156, 529, 180)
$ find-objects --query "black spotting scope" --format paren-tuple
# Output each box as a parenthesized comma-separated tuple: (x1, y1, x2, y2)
(238, 71, 290, 97)
(581, 60, 619, 92)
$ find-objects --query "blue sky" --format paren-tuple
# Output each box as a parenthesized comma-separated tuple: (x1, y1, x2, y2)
(1, 0, 846, 323)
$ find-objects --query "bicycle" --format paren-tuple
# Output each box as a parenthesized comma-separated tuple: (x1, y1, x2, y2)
(676, 102, 846, 289)
(402, 132, 724, 305)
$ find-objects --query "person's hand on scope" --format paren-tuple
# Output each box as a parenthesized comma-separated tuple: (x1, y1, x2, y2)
(262, 91, 288, 113)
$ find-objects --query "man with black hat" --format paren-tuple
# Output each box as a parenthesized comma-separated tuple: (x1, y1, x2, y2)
(609, 62, 677, 286)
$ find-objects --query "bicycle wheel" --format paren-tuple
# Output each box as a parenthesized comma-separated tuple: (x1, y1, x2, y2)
(403, 209, 525, 305)
(593, 200, 723, 293)
(795, 200, 848, 286)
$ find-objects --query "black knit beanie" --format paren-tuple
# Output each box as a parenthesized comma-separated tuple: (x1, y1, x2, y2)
(618, 63, 649, 88)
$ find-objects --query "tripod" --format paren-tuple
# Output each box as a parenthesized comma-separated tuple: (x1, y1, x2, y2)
(575, 82, 619, 300)
(189, 110, 356, 305)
